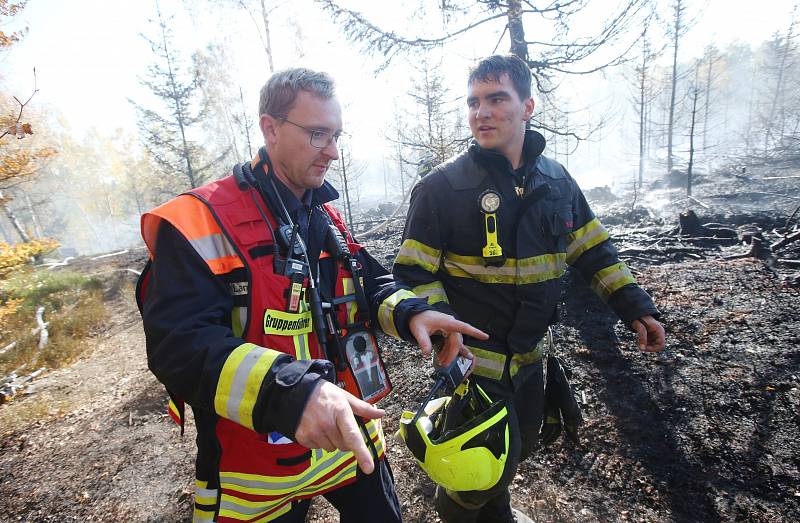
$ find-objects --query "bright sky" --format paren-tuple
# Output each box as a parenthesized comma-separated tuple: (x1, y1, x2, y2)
(2, 0, 798, 192)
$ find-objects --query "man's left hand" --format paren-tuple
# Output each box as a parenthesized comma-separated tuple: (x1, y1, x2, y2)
(630, 315, 665, 352)
(408, 310, 488, 367)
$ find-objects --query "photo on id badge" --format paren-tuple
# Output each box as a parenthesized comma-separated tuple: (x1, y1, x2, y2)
(345, 330, 387, 401)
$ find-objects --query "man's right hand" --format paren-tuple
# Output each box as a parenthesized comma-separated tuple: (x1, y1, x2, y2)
(294, 380, 385, 474)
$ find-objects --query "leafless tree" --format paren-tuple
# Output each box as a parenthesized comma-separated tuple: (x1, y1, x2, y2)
(327, 146, 364, 225)
(665, 0, 691, 175)
(316, 0, 652, 90)
(131, 2, 224, 191)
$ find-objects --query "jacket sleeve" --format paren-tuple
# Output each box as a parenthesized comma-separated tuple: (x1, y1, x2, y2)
(392, 178, 459, 319)
(564, 177, 660, 323)
(142, 221, 332, 439)
(352, 245, 432, 343)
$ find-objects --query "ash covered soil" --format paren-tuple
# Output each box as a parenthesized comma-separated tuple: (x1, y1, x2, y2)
(1, 166, 799, 522)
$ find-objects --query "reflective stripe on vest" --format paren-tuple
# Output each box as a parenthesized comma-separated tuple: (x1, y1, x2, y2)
(217, 420, 384, 522)
(141, 194, 244, 275)
(342, 278, 358, 325)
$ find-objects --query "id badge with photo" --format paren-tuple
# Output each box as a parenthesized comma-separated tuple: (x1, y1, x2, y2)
(341, 328, 391, 404)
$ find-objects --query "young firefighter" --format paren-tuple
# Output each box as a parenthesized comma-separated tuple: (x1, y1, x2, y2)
(393, 55, 666, 523)
(137, 67, 486, 523)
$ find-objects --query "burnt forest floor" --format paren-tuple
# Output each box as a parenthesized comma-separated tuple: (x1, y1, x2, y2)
(0, 163, 799, 522)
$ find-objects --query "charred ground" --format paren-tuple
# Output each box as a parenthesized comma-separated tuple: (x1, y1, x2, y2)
(0, 165, 798, 522)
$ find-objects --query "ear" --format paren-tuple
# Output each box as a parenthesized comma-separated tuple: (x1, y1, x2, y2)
(260, 114, 279, 146)
(523, 97, 535, 121)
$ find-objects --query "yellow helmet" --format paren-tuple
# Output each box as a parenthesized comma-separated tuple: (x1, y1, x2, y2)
(397, 381, 509, 491)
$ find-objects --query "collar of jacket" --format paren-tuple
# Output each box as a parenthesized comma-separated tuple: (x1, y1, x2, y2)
(468, 129, 546, 175)
(444, 130, 546, 191)
(248, 149, 340, 214)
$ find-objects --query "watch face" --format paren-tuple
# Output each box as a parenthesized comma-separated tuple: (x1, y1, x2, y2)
(479, 191, 501, 213)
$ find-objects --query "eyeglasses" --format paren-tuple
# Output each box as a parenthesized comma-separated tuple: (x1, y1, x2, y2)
(272, 115, 344, 149)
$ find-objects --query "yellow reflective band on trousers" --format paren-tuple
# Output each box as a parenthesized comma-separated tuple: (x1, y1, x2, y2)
(193, 479, 218, 523)
(218, 420, 384, 521)
(591, 262, 637, 302)
(509, 336, 548, 378)
(443, 252, 566, 284)
(467, 347, 506, 380)
(412, 281, 450, 305)
(378, 289, 416, 338)
(468, 335, 548, 381)
(566, 218, 610, 265)
(342, 278, 358, 324)
(395, 239, 442, 274)
(215, 343, 281, 431)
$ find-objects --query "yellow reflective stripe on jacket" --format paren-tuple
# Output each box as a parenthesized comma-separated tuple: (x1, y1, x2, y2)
(412, 281, 450, 305)
(591, 262, 637, 302)
(443, 252, 566, 284)
(378, 289, 416, 338)
(566, 218, 610, 265)
(214, 343, 281, 431)
(467, 346, 506, 380)
(395, 239, 442, 274)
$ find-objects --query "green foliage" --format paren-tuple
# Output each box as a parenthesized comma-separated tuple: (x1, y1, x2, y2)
(0, 268, 107, 377)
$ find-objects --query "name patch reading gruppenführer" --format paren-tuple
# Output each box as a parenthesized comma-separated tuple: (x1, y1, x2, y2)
(263, 308, 313, 335)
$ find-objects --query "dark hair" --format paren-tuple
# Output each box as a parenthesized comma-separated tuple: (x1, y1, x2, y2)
(259, 68, 336, 118)
(468, 55, 531, 100)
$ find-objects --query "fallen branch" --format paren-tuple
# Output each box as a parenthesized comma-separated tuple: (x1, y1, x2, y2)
(777, 259, 800, 267)
(0, 341, 17, 356)
(91, 249, 129, 261)
(688, 196, 711, 209)
(772, 230, 800, 251)
(0, 367, 46, 404)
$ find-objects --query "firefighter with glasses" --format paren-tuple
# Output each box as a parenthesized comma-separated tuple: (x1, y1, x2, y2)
(137, 67, 487, 523)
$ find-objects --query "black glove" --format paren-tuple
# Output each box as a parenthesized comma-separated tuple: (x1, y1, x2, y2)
(540, 356, 583, 446)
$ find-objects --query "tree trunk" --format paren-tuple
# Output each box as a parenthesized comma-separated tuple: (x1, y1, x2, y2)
(259, 0, 275, 72)
(667, 0, 683, 175)
(506, 0, 527, 62)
